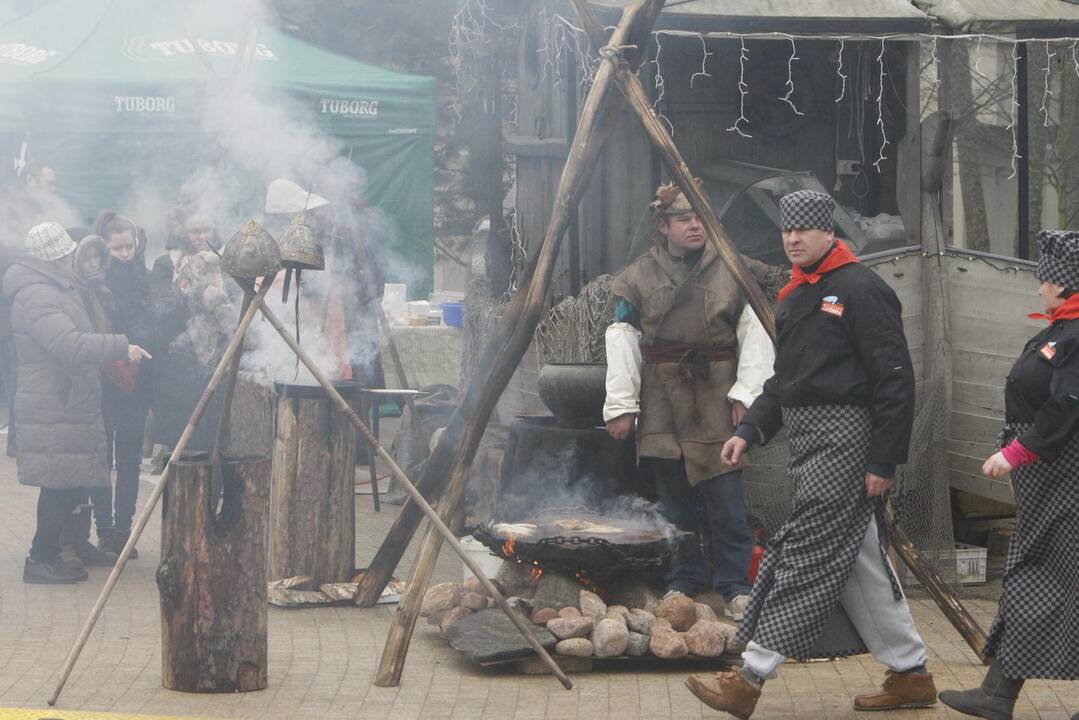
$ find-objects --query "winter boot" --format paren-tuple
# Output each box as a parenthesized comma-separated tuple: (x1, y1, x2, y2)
(938, 659, 1023, 720)
(854, 667, 937, 710)
(68, 539, 118, 567)
(685, 669, 761, 719)
(101, 529, 138, 559)
(24, 557, 87, 584)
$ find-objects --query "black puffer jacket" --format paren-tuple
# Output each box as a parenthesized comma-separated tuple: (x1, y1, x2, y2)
(2, 257, 128, 489)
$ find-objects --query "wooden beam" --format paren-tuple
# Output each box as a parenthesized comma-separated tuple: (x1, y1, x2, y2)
(368, 0, 668, 688)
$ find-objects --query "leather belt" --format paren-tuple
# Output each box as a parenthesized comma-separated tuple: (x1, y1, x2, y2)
(641, 342, 735, 383)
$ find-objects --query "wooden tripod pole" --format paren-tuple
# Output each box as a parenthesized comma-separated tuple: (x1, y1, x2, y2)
(237, 286, 571, 689)
(353, 0, 665, 616)
(47, 278, 273, 707)
(570, 3, 989, 660)
(367, 0, 667, 687)
(210, 288, 256, 491)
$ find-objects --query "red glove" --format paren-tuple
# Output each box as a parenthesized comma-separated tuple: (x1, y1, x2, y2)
(103, 359, 139, 394)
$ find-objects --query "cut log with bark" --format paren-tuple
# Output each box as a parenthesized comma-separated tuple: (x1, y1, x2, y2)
(270, 384, 360, 586)
(158, 455, 271, 693)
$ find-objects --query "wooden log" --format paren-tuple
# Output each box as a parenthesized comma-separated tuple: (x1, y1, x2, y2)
(269, 384, 360, 586)
(158, 455, 271, 692)
(354, 0, 666, 612)
(48, 278, 274, 707)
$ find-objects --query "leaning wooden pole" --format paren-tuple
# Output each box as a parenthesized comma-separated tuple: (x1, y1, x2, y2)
(353, 0, 666, 612)
(237, 285, 571, 689)
(48, 278, 273, 707)
(368, 0, 667, 687)
(571, 3, 989, 660)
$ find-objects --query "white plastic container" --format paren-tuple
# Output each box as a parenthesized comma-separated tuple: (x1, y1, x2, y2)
(406, 300, 430, 326)
(459, 535, 503, 583)
(382, 283, 407, 324)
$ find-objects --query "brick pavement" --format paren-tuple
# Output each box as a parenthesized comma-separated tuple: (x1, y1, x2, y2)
(1, 452, 1077, 719)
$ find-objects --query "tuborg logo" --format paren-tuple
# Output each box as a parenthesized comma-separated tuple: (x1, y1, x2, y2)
(145, 38, 277, 60)
(114, 96, 176, 113)
(320, 98, 379, 118)
(0, 43, 58, 66)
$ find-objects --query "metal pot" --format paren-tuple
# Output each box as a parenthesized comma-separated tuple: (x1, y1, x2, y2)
(222, 220, 281, 279)
(536, 362, 607, 428)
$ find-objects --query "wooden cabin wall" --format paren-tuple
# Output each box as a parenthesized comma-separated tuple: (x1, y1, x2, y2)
(865, 251, 926, 381)
(944, 254, 1039, 505)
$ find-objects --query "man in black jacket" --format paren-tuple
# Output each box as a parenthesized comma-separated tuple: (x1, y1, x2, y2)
(685, 190, 935, 718)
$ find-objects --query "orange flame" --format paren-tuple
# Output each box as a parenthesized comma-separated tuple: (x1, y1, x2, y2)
(501, 532, 517, 558)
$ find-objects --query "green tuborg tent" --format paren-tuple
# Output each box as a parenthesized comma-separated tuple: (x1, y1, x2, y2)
(0, 0, 436, 294)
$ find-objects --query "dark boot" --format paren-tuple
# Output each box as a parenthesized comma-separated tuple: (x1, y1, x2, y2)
(24, 557, 87, 584)
(100, 529, 138, 559)
(67, 538, 118, 567)
(938, 659, 1023, 720)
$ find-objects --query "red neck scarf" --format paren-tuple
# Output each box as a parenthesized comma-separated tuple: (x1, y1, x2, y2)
(1028, 293, 1079, 324)
(778, 239, 860, 302)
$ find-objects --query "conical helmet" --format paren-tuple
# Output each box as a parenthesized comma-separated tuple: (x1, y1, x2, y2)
(222, 220, 281, 278)
(277, 214, 325, 271)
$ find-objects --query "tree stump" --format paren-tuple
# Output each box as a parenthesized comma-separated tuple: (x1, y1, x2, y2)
(158, 455, 270, 693)
(269, 382, 360, 586)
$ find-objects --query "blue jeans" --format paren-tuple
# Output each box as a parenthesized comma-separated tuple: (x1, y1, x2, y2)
(644, 457, 753, 601)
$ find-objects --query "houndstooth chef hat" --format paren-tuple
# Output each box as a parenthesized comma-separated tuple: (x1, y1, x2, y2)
(780, 190, 835, 232)
(1036, 229, 1079, 289)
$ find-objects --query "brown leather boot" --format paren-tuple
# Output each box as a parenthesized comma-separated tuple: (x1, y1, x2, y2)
(854, 669, 937, 711)
(686, 669, 761, 719)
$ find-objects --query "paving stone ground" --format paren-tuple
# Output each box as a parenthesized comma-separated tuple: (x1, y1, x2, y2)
(0, 450, 1077, 719)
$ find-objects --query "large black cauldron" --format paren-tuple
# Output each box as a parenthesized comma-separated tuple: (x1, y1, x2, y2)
(536, 362, 607, 428)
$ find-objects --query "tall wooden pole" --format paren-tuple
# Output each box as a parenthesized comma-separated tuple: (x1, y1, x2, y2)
(353, 0, 666, 611)
(365, 0, 667, 687)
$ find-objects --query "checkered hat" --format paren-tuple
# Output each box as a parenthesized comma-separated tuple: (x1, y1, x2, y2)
(25, 221, 76, 262)
(780, 190, 835, 231)
(1036, 229, 1079, 288)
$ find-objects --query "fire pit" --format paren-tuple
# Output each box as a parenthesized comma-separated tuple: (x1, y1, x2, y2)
(471, 508, 688, 581)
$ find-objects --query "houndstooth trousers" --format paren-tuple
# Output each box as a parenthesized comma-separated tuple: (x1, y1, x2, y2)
(736, 405, 910, 660)
(985, 424, 1079, 680)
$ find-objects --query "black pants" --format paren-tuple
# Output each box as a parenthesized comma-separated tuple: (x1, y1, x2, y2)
(30, 487, 84, 562)
(90, 428, 144, 533)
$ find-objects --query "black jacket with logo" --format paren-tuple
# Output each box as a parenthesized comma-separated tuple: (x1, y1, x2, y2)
(1005, 317, 1079, 460)
(741, 260, 915, 474)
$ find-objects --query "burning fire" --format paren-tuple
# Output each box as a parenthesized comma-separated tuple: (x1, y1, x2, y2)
(501, 530, 545, 580)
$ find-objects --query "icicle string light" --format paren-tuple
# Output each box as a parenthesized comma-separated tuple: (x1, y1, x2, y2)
(1041, 40, 1055, 128)
(650, 32, 674, 135)
(874, 38, 889, 172)
(726, 36, 753, 138)
(690, 33, 713, 88)
(1006, 41, 1022, 180)
(779, 36, 805, 115)
(835, 38, 847, 103)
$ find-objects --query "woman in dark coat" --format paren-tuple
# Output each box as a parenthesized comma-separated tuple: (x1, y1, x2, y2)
(148, 207, 230, 455)
(3, 222, 146, 584)
(940, 229, 1079, 720)
(90, 211, 154, 553)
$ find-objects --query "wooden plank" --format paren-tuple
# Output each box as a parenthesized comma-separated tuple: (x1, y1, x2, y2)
(950, 410, 1001, 443)
(949, 314, 1035, 357)
(948, 438, 999, 460)
(949, 468, 1015, 505)
(951, 348, 1015, 387)
(952, 380, 1005, 417)
(505, 135, 571, 159)
(947, 450, 990, 477)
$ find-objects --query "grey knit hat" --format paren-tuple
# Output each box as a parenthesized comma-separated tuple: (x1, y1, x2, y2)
(25, 221, 76, 261)
(780, 190, 835, 231)
(1036, 229, 1079, 288)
